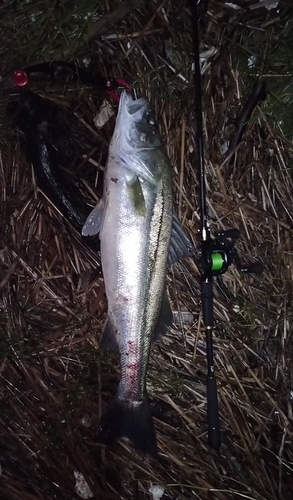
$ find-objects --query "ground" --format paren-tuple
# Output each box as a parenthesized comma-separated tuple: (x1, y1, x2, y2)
(0, 1, 292, 499)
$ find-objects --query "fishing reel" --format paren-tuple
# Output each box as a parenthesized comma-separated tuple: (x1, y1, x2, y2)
(199, 225, 263, 450)
(201, 228, 264, 279)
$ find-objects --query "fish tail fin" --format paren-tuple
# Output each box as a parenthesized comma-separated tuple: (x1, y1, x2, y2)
(97, 397, 157, 456)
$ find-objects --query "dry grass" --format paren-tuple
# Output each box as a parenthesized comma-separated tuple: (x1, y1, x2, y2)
(0, 1, 293, 499)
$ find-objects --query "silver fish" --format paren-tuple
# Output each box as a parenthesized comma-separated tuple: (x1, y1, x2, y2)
(82, 90, 193, 455)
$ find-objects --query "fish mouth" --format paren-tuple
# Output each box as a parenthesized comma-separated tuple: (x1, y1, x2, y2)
(118, 90, 149, 117)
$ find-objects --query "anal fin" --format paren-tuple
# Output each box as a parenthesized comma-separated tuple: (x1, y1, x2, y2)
(100, 315, 119, 351)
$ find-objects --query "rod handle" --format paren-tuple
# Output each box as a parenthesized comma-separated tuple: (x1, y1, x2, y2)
(201, 280, 213, 327)
(207, 375, 221, 450)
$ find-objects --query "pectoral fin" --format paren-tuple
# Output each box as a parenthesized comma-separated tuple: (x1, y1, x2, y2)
(168, 212, 195, 266)
(127, 175, 146, 216)
(81, 198, 105, 237)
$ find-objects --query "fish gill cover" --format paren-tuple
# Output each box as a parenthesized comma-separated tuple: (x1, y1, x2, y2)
(0, 1, 293, 499)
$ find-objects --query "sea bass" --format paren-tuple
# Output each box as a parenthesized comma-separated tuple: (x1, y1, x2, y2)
(82, 90, 193, 455)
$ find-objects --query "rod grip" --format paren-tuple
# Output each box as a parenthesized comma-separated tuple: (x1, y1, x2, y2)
(201, 280, 213, 327)
(207, 375, 221, 450)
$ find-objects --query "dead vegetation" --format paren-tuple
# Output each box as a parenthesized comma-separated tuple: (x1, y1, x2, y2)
(0, 1, 292, 499)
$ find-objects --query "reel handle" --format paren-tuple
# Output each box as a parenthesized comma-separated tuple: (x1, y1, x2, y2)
(241, 262, 264, 274)
(219, 228, 240, 240)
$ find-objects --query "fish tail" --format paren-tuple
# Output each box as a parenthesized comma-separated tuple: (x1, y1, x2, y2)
(96, 396, 158, 456)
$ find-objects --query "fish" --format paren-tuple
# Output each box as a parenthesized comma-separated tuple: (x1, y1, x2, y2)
(82, 90, 194, 456)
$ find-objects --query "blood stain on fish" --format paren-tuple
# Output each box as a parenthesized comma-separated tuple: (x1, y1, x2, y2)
(126, 362, 139, 385)
(127, 340, 138, 355)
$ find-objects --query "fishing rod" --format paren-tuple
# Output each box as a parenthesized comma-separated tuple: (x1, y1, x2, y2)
(9, 61, 130, 102)
(191, 0, 264, 450)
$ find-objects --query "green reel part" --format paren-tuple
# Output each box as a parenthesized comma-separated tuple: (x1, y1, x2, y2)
(211, 251, 224, 271)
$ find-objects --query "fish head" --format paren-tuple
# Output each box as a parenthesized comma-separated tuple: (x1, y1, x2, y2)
(113, 90, 162, 151)
(109, 90, 171, 185)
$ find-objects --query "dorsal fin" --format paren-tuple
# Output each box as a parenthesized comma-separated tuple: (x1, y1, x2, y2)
(168, 212, 195, 265)
(152, 287, 173, 342)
